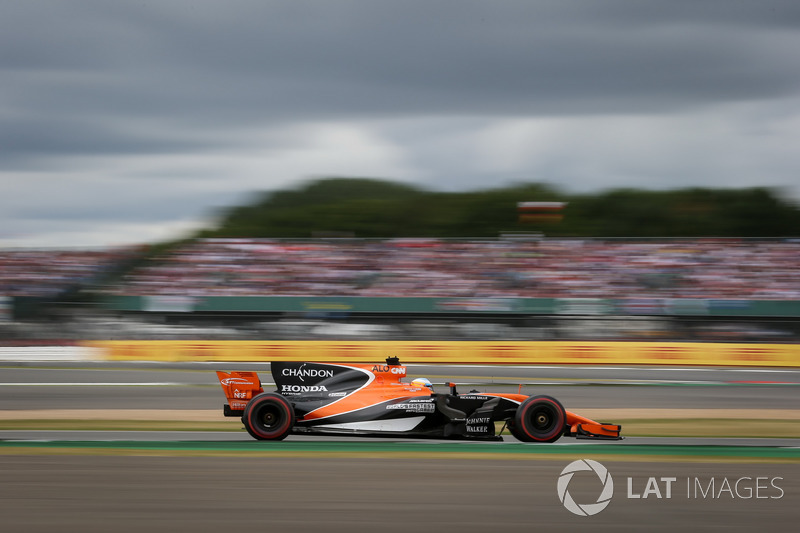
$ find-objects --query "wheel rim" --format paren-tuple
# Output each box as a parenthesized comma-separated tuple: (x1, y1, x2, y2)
(535, 412, 550, 428)
(256, 404, 283, 431)
(528, 404, 559, 435)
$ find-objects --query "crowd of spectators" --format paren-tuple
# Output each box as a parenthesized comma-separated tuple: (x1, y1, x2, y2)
(2, 239, 798, 342)
(2, 238, 798, 301)
(109, 237, 800, 300)
(0, 248, 134, 297)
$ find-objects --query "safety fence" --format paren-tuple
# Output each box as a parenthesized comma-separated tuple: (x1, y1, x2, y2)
(101, 295, 800, 317)
(83, 340, 800, 367)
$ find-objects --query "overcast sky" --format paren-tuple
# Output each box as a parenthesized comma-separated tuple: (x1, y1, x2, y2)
(3, 0, 800, 248)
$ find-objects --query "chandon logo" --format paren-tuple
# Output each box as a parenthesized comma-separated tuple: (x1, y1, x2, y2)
(281, 364, 334, 382)
(557, 460, 614, 516)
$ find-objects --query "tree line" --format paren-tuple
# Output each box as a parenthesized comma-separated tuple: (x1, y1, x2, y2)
(195, 178, 800, 239)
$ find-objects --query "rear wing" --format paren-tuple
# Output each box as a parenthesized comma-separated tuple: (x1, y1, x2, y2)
(216, 371, 264, 416)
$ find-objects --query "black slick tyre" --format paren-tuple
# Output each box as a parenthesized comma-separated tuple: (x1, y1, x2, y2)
(242, 392, 295, 441)
(513, 395, 567, 443)
(506, 419, 527, 442)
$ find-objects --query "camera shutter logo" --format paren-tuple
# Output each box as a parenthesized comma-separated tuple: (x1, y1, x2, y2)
(557, 459, 614, 516)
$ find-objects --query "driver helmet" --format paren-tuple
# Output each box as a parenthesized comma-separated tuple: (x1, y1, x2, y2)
(410, 377, 433, 390)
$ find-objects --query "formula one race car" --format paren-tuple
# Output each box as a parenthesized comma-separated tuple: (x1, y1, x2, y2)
(216, 357, 622, 442)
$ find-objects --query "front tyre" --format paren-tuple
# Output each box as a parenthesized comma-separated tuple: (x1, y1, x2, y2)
(242, 393, 295, 441)
(513, 395, 566, 443)
(506, 419, 527, 442)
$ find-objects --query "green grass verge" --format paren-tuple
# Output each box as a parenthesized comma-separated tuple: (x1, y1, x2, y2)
(1, 418, 799, 438)
(1, 440, 799, 463)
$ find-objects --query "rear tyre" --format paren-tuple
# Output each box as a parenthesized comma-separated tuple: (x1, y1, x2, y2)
(513, 395, 566, 443)
(242, 393, 295, 441)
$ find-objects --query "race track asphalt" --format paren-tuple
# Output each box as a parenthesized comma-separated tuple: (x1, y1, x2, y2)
(2, 362, 799, 410)
(1, 362, 798, 532)
(0, 454, 797, 533)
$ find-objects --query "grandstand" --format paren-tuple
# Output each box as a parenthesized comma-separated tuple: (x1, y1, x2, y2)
(1, 238, 799, 343)
(109, 237, 800, 300)
(0, 248, 135, 298)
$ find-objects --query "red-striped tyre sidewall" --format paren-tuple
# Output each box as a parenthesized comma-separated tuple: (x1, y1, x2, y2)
(514, 395, 566, 443)
(243, 393, 295, 441)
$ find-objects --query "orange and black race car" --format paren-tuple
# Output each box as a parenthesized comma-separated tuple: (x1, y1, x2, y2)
(216, 357, 622, 442)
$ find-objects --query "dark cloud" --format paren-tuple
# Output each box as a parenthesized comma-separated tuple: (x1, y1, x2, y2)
(2, 0, 800, 246)
(6, 1, 800, 122)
